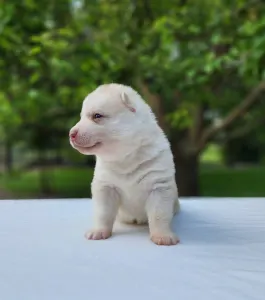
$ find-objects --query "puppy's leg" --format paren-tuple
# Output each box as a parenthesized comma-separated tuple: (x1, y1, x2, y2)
(146, 188, 179, 246)
(85, 185, 119, 240)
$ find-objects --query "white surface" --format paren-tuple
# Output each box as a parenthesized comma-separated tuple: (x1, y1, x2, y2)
(0, 198, 265, 300)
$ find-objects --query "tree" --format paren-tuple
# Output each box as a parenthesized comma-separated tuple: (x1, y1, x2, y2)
(1, 0, 265, 196)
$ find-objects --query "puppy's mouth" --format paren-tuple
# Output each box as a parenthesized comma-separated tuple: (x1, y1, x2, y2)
(71, 141, 102, 152)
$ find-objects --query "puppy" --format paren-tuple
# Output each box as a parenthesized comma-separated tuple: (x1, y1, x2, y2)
(69, 83, 180, 245)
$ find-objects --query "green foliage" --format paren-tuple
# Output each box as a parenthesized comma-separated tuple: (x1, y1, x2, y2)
(167, 106, 192, 130)
(0, 0, 265, 162)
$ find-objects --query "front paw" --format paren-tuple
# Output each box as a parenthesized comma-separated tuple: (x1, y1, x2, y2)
(85, 229, 112, 240)
(150, 232, 180, 246)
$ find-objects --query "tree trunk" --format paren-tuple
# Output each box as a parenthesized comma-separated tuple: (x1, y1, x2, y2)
(4, 140, 13, 174)
(173, 152, 200, 197)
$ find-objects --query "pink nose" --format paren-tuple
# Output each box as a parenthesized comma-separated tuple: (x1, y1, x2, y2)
(69, 130, 78, 140)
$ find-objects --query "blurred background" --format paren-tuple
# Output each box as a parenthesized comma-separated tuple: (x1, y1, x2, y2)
(0, 0, 265, 199)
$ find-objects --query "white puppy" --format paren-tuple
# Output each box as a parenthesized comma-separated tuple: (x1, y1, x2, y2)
(69, 83, 180, 245)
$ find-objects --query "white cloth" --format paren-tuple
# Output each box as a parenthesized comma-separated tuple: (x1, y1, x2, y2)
(0, 198, 264, 300)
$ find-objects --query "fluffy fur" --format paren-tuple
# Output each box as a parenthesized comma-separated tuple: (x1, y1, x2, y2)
(69, 83, 180, 245)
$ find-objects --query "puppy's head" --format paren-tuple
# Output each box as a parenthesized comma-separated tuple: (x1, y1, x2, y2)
(69, 84, 154, 158)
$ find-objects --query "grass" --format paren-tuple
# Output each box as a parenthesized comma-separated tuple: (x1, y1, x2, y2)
(200, 144, 264, 196)
(0, 165, 265, 198)
(0, 167, 94, 199)
(0, 144, 264, 198)
(200, 166, 265, 197)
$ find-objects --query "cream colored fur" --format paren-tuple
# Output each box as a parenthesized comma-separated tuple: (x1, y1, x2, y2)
(69, 83, 180, 245)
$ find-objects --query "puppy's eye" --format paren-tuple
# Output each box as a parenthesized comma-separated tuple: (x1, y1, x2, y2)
(93, 113, 103, 119)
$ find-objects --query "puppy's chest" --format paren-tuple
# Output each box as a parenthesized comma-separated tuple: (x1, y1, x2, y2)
(118, 183, 149, 213)
(102, 169, 150, 202)
(115, 173, 148, 195)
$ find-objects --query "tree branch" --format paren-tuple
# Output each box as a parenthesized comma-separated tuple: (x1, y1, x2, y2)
(189, 103, 205, 145)
(197, 81, 265, 153)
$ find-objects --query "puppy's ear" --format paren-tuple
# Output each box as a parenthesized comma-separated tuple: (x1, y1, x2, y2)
(121, 92, 136, 113)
